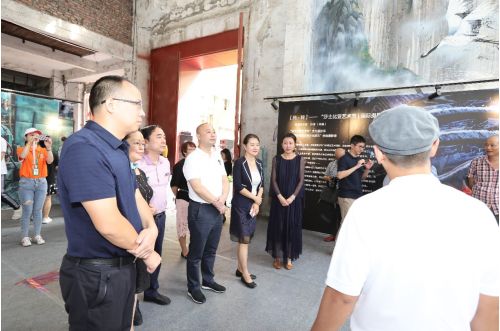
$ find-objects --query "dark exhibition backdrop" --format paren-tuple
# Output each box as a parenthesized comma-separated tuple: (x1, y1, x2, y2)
(277, 89, 499, 234)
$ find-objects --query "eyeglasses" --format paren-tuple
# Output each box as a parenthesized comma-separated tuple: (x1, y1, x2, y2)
(101, 98, 142, 108)
(131, 141, 147, 148)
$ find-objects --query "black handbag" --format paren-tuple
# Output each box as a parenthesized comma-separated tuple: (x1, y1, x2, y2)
(319, 177, 339, 205)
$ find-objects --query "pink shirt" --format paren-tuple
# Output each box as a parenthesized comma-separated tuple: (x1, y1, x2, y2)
(137, 153, 171, 213)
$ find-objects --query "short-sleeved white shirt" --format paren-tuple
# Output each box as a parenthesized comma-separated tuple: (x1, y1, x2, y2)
(1, 137, 7, 175)
(326, 174, 499, 331)
(183, 147, 227, 204)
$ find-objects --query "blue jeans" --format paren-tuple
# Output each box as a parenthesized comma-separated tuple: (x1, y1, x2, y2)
(18, 177, 47, 238)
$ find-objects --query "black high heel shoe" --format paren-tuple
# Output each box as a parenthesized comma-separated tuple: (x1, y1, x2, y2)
(235, 269, 256, 279)
(240, 276, 257, 288)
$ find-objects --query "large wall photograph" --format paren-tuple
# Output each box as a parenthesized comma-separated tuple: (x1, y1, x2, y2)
(1, 92, 74, 209)
(311, 0, 499, 92)
(277, 89, 499, 233)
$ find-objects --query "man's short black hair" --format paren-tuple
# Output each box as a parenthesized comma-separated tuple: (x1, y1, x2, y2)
(140, 125, 161, 141)
(350, 135, 366, 146)
(89, 75, 133, 115)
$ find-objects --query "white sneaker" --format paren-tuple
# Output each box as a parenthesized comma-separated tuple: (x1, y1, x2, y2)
(33, 235, 45, 245)
(42, 217, 53, 224)
(21, 237, 32, 247)
(12, 208, 22, 220)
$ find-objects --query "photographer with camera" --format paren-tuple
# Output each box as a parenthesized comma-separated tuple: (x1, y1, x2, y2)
(16, 128, 53, 247)
(322, 148, 345, 242)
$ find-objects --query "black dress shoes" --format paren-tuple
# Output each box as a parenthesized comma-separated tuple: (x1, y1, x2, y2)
(240, 276, 257, 288)
(235, 269, 256, 280)
(144, 293, 171, 305)
(133, 306, 143, 326)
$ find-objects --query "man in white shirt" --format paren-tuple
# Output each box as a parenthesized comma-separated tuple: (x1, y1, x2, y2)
(311, 105, 499, 331)
(183, 123, 229, 304)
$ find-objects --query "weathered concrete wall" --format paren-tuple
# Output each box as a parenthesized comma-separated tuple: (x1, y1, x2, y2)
(134, 0, 316, 215)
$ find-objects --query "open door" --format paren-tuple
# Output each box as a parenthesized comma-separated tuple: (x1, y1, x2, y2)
(150, 52, 180, 171)
(233, 13, 244, 160)
(150, 26, 242, 168)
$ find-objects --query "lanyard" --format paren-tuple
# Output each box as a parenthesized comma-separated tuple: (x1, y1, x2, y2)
(31, 145, 41, 168)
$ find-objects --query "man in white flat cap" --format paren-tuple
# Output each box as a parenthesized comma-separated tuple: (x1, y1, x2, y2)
(311, 105, 499, 331)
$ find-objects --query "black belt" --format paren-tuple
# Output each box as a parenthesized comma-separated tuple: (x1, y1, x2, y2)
(154, 211, 165, 220)
(64, 254, 135, 267)
(190, 201, 210, 205)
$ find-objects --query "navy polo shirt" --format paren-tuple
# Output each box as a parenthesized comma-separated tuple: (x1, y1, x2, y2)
(58, 121, 141, 258)
(338, 152, 366, 199)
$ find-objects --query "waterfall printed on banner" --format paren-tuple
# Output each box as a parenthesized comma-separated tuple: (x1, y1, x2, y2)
(310, 0, 499, 92)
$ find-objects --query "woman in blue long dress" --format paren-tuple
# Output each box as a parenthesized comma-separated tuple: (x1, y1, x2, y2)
(265, 133, 305, 270)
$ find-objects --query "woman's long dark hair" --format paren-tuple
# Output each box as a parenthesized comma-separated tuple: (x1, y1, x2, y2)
(221, 148, 232, 162)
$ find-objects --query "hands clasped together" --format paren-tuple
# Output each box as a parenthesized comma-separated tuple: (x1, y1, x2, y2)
(213, 195, 228, 215)
(128, 227, 161, 274)
(278, 194, 295, 207)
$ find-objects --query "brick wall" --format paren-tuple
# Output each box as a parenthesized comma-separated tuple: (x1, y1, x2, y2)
(13, 0, 133, 45)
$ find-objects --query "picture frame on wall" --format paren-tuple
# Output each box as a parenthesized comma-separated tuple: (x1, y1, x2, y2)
(58, 101, 74, 120)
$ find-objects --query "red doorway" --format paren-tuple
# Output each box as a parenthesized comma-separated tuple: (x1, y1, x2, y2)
(150, 20, 244, 170)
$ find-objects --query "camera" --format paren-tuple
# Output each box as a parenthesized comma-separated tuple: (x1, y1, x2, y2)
(38, 135, 51, 141)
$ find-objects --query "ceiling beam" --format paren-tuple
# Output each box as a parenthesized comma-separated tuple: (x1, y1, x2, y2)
(1, 33, 97, 72)
(1, 56, 53, 78)
(62, 59, 129, 81)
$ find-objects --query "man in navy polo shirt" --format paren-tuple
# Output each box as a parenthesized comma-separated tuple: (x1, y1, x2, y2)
(58, 76, 161, 331)
(335, 135, 373, 243)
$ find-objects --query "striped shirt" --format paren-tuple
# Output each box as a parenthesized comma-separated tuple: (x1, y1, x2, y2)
(468, 155, 499, 215)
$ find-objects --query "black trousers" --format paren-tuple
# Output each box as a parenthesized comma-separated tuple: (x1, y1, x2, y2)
(330, 203, 342, 236)
(59, 255, 136, 331)
(186, 201, 223, 292)
(144, 213, 166, 299)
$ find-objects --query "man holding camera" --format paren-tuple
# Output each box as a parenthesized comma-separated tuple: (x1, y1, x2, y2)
(335, 135, 373, 242)
(323, 148, 345, 242)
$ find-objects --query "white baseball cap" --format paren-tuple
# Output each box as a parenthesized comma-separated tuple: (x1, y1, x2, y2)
(24, 128, 42, 136)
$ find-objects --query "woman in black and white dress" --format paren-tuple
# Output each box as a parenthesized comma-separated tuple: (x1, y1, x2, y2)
(230, 134, 264, 289)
